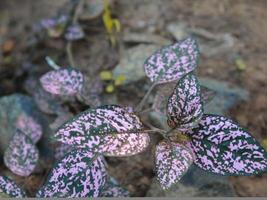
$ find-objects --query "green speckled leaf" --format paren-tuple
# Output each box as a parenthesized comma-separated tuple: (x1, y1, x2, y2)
(55, 105, 143, 145)
(15, 113, 42, 143)
(167, 73, 203, 130)
(55, 105, 148, 156)
(189, 114, 267, 175)
(144, 37, 199, 84)
(155, 141, 194, 189)
(4, 129, 39, 177)
(36, 148, 107, 197)
(40, 68, 84, 96)
(0, 176, 26, 197)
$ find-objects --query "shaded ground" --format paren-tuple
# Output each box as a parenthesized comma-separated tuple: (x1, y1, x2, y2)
(0, 0, 267, 197)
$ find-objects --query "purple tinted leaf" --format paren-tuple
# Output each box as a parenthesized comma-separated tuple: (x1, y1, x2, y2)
(167, 73, 203, 130)
(4, 129, 39, 177)
(36, 149, 107, 197)
(189, 114, 267, 175)
(57, 15, 69, 24)
(40, 68, 84, 96)
(144, 37, 199, 84)
(155, 141, 194, 189)
(55, 105, 143, 147)
(40, 18, 56, 29)
(15, 113, 42, 143)
(100, 177, 130, 197)
(0, 176, 26, 197)
(34, 15, 68, 35)
(65, 24, 85, 41)
(39, 15, 68, 29)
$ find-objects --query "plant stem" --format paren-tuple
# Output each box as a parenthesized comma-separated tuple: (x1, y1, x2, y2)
(165, 127, 177, 135)
(142, 121, 166, 133)
(66, 42, 75, 67)
(135, 82, 157, 112)
(66, 0, 84, 67)
(137, 107, 152, 115)
(143, 129, 166, 134)
(72, 0, 84, 24)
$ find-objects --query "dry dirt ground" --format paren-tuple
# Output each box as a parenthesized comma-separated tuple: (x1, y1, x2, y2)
(0, 0, 267, 197)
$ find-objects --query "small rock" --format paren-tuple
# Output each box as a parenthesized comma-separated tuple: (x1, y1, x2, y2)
(123, 32, 171, 46)
(79, 0, 105, 21)
(166, 22, 188, 41)
(199, 78, 249, 115)
(113, 44, 160, 84)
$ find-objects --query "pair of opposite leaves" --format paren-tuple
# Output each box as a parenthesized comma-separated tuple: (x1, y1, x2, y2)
(144, 38, 267, 189)
(41, 38, 267, 192)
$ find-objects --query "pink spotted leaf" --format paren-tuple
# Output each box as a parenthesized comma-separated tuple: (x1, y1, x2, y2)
(155, 141, 194, 189)
(55, 105, 143, 145)
(4, 129, 39, 177)
(144, 37, 199, 84)
(0, 176, 26, 197)
(56, 133, 149, 157)
(54, 142, 74, 161)
(96, 133, 150, 157)
(188, 114, 267, 175)
(55, 105, 148, 156)
(36, 148, 107, 197)
(167, 73, 203, 130)
(15, 113, 42, 143)
(40, 68, 84, 96)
